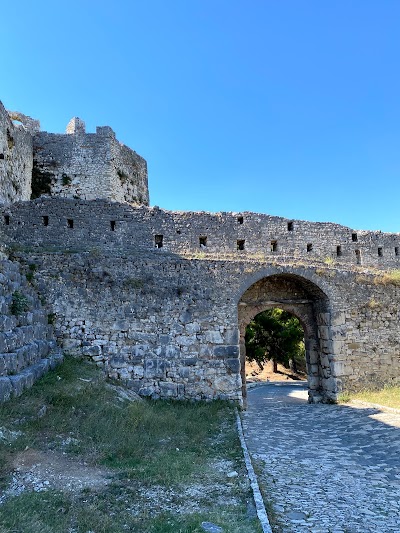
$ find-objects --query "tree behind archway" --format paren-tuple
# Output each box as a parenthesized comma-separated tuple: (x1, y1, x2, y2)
(245, 308, 305, 373)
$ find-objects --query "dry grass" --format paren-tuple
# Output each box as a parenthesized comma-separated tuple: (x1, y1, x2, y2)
(340, 386, 400, 409)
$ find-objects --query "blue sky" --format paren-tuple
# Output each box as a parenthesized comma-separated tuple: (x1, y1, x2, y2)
(1, 1, 400, 232)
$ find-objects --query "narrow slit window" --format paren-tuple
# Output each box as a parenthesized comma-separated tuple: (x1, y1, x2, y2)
(378, 247, 383, 257)
(270, 240, 278, 252)
(237, 216, 244, 224)
(287, 221, 294, 231)
(199, 236, 207, 248)
(395, 247, 399, 257)
(42, 216, 49, 226)
(352, 233, 358, 242)
(237, 239, 245, 251)
(110, 220, 116, 231)
(336, 245, 342, 257)
(307, 243, 313, 252)
(67, 219, 74, 229)
(155, 235, 163, 248)
(4, 215, 9, 225)
(355, 249, 361, 265)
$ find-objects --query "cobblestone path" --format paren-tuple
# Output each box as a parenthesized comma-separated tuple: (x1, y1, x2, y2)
(242, 382, 400, 533)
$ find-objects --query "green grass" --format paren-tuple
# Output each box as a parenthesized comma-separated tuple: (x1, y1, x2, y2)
(0, 489, 258, 533)
(0, 356, 261, 533)
(344, 385, 400, 409)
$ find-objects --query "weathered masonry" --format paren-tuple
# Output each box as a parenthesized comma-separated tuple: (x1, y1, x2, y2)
(0, 100, 399, 404)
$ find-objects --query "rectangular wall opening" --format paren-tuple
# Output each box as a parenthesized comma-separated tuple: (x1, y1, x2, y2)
(287, 221, 294, 231)
(395, 247, 399, 257)
(270, 240, 278, 252)
(237, 216, 244, 224)
(110, 220, 116, 231)
(4, 215, 10, 225)
(352, 232, 358, 242)
(237, 239, 245, 251)
(155, 235, 163, 248)
(336, 245, 342, 257)
(199, 236, 207, 248)
(42, 216, 49, 226)
(355, 249, 361, 265)
(67, 219, 74, 229)
(307, 243, 313, 252)
(378, 247, 383, 257)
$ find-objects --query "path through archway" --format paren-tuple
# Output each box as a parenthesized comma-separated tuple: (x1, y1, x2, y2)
(238, 273, 336, 404)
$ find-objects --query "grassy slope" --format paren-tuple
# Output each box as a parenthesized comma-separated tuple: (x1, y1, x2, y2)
(0, 357, 261, 533)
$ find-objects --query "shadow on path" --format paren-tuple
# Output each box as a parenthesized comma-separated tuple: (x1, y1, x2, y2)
(242, 382, 400, 532)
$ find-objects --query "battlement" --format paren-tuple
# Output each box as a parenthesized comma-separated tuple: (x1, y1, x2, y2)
(2, 198, 399, 270)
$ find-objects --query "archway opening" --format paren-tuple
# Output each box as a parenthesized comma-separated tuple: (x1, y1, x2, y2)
(238, 273, 337, 404)
(245, 308, 307, 384)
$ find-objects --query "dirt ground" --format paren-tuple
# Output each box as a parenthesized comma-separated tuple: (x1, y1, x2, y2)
(245, 360, 306, 383)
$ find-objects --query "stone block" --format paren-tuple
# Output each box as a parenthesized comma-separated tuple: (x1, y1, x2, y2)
(182, 357, 197, 366)
(0, 377, 12, 401)
(144, 358, 169, 378)
(82, 345, 101, 357)
(318, 326, 330, 341)
(138, 386, 155, 397)
(214, 345, 239, 358)
(225, 358, 240, 373)
(159, 382, 178, 398)
(204, 330, 224, 344)
(9, 373, 28, 397)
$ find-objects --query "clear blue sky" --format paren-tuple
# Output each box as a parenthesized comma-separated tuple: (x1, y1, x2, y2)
(2, 1, 400, 232)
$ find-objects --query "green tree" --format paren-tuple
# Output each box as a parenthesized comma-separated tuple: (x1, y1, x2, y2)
(245, 308, 305, 373)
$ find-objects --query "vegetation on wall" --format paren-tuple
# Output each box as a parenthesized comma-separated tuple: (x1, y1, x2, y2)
(10, 291, 30, 315)
(31, 161, 53, 199)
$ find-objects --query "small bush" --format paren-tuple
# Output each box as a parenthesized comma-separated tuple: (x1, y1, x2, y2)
(61, 173, 72, 186)
(10, 291, 30, 315)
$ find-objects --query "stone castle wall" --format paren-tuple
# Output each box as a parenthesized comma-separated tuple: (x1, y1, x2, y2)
(1, 198, 399, 403)
(33, 120, 149, 205)
(0, 255, 62, 402)
(0, 102, 33, 204)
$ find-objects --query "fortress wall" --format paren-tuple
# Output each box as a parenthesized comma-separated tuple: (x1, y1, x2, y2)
(10, 249, 400, 401)
(33, 128, 149, 205)
(0, 256, 62, 402)
(2, 198, 399, 269)
(0, 102, 33, 204)
(2, 201, 398, 400)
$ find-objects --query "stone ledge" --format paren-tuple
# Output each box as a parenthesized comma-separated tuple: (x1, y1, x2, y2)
(0, 351, 63, 402)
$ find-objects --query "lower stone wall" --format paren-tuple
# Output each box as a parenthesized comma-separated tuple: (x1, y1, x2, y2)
(0, 255, 62, 402)
(12, 249, 400, 403)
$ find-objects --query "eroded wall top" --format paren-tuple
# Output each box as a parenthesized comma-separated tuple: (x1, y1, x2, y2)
(0, 102, 34, 204)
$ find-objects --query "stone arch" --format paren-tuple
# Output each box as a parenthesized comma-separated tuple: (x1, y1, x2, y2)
(237, 270, 338, 404)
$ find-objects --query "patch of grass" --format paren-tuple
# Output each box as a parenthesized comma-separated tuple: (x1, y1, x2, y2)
(346, 385, 400, 409)
(374, 269, 400, 287)
(0, 490, 260, 533)
(0, 357, 260, 532)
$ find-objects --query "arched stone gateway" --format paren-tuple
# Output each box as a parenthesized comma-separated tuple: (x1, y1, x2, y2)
(237, 272, 338, 404)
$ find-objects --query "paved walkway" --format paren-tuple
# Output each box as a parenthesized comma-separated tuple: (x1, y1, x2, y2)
(241, 382, 400, 533)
